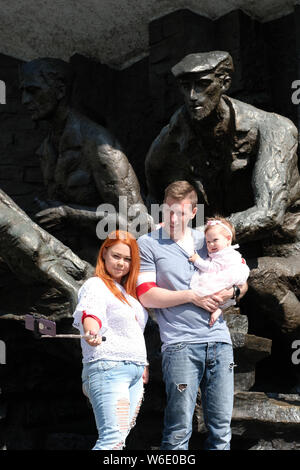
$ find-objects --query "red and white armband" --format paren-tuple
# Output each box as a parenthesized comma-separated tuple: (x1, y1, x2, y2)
(136, 272, 157, 297)
(81, 310, 102, 329)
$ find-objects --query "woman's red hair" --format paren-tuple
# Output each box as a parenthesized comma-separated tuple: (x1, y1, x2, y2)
(94, 230, 140, 305)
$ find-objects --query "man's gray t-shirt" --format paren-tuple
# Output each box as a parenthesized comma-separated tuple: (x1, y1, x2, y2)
(138, 227, 232, 350)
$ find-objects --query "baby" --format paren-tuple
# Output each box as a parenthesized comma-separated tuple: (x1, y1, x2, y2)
(189, 216, 250, 327)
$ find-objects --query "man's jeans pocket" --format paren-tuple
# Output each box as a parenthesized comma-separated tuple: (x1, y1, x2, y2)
(162, 342, 187, 378)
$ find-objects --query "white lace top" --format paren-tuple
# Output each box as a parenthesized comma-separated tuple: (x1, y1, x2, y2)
(72, 276, 148, 365)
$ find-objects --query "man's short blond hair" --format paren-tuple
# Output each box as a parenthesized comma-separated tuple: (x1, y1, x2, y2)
(164, 181, 198, 208)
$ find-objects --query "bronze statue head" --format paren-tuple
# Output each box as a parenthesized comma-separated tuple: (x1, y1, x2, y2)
(172, 51, 234, 122)
(19, 58, 74, 121)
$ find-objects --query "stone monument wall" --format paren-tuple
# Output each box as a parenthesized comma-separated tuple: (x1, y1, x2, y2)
(0, 8, 300, 450)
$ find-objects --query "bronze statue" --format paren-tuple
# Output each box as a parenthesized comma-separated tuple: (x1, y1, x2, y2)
(0, 57, 153, 320)
(0, 189, 91, 314)
(19, 58, 151, 245)
(145, 51, 300, 336)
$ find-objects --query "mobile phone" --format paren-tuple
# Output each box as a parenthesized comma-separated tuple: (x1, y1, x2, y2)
(25, 314, 56, 336)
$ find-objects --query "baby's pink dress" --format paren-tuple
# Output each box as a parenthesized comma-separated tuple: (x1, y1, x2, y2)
(190, 245, 250, 309)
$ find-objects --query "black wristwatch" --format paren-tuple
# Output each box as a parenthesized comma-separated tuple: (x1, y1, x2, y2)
(232, 285, 241, 301)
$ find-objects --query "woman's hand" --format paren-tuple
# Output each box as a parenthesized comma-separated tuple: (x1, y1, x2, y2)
(142, 366, 149, 384)
(83, 317, 102, 346)
(84, 330, 102, 347)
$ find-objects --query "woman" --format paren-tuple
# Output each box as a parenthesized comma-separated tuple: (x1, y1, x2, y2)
(73, 230, 149, 450)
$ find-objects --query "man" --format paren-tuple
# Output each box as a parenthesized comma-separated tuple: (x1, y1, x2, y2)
(145, 50, 300, 338)
(137, 180, 247, 450)
(19, 58, 151, 244)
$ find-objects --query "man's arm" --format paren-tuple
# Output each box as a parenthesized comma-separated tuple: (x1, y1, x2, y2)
(138, 284, 191, 308)
(137, 272, 223, 313)
(139, 287, 223, 313)
(239, 282, 248, 299)
(214, 283, 248, 304)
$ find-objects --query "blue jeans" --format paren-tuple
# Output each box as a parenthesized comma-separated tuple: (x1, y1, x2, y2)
(161, 342, 234, 450)
(82, 360, 145, 450)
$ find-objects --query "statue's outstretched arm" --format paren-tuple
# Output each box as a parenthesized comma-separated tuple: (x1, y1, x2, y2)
(0, 190, 91, 313)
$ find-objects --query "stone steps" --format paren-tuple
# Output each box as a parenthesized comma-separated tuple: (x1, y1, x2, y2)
(194, 312, 300, 445)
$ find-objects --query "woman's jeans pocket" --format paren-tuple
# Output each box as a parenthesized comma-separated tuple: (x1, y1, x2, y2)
(82, 360, 120, 396)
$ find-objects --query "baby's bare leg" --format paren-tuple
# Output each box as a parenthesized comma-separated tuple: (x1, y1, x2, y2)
(209, 308, 223, 327)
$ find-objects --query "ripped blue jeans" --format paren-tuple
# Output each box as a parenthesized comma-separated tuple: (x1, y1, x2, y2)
(82, 360, 144, 450)
(161, 342, 234, 450)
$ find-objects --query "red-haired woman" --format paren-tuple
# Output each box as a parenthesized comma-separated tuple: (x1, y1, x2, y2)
(73, 230, 149, 450)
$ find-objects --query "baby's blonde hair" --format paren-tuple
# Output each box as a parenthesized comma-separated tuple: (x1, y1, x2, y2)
(204, 215, 236, 242)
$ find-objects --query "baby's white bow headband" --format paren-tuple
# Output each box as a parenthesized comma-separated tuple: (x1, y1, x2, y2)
(206, 220, 233, 238)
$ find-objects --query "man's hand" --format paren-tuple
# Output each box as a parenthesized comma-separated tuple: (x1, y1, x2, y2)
(189, 290, 221, 313)
(214, 283, 248, 303)
(188, 283, 248, 313)
(212, 288, 234, 304)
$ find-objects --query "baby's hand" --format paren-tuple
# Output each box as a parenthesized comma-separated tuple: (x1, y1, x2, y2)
(189, 253, 199, 263)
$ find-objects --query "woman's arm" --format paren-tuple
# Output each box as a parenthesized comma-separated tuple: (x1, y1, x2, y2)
(82, 316, 102, 346)
(143, 366, 149, 384)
